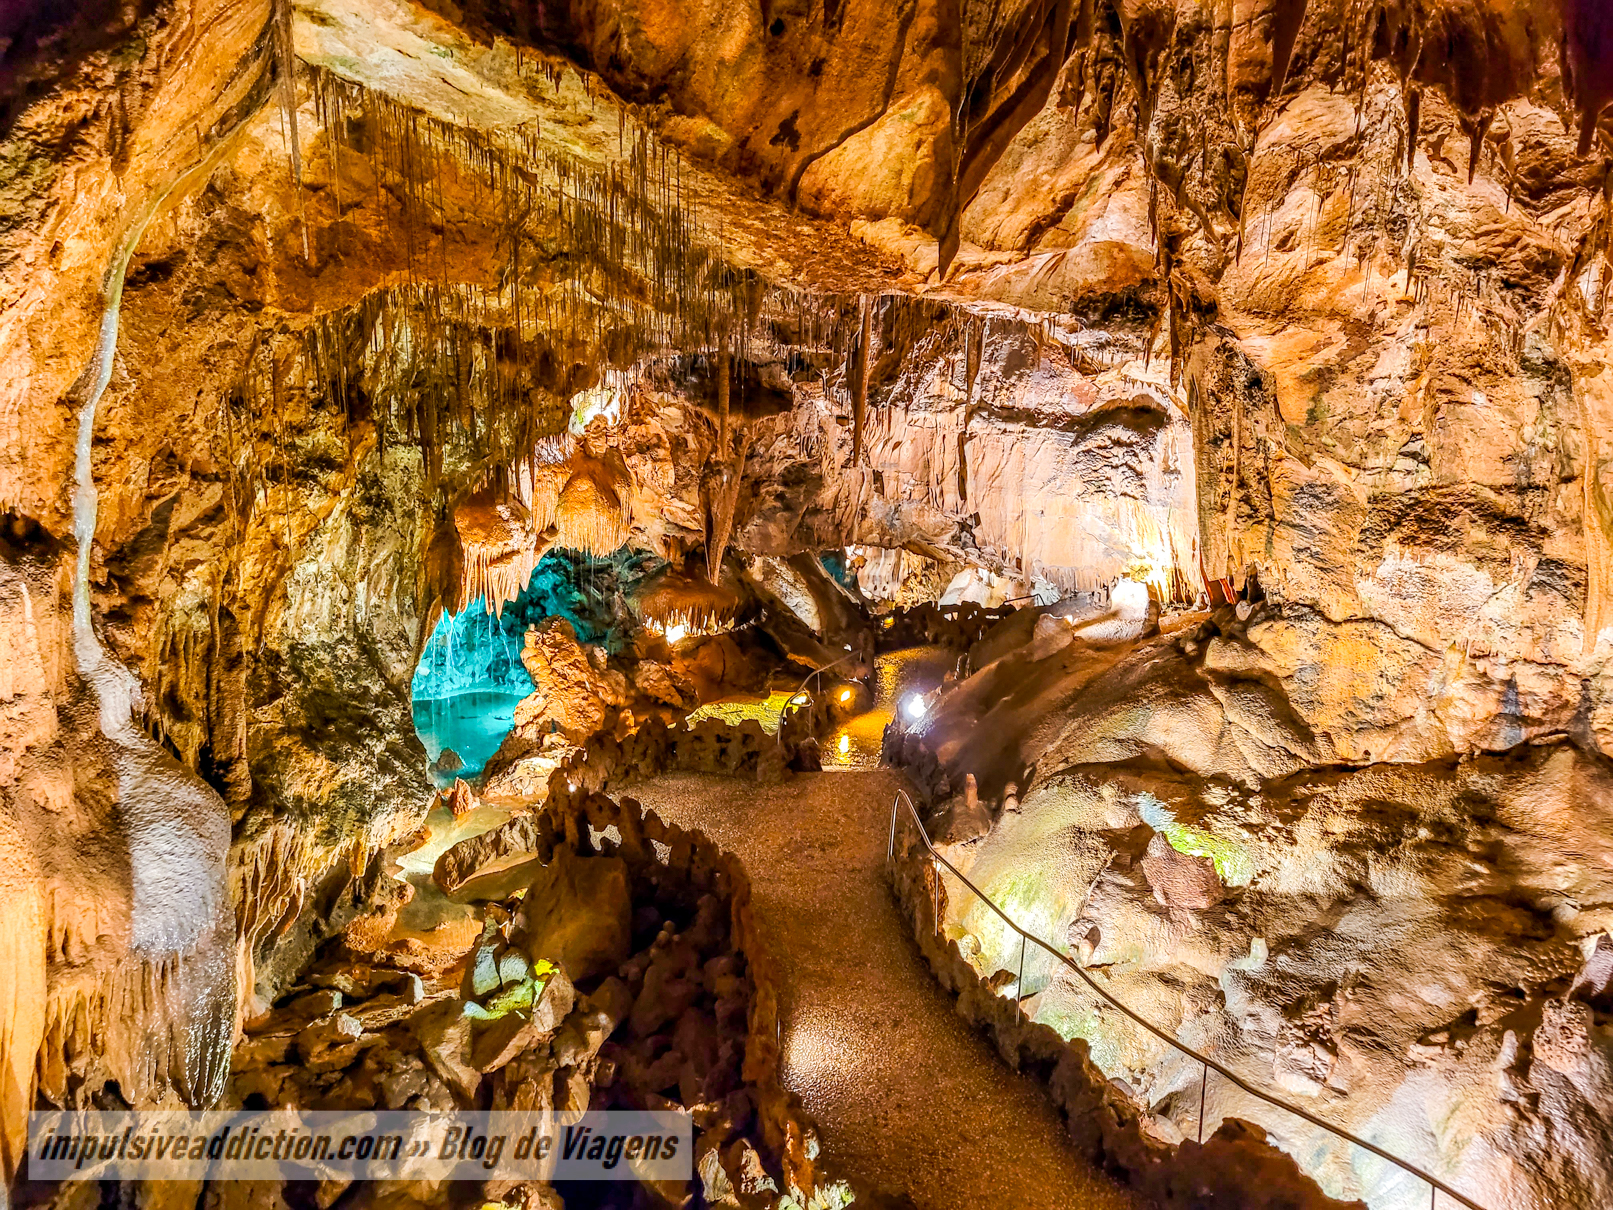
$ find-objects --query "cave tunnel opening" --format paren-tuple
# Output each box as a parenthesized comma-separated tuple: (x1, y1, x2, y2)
(411, 546, 664, 786)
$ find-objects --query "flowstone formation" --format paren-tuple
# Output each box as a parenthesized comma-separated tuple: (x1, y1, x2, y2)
(895, 595, 1613, 1207)
(5, 0, 1613, 1208)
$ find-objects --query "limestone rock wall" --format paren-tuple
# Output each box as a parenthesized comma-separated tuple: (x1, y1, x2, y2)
(888, 598, 1613, 1208)
(0, 530, 239, 1179)
(908, 733, 1613, 1209)
(509, 0, 1613, 753)
(0, 0, 273, 531)
(889, 802, 1370, 1210)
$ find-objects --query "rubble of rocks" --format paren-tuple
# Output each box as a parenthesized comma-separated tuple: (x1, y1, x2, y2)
(212, 774, 822, 1210)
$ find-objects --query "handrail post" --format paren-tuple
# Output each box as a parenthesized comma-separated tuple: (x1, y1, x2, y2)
(932, 862, 941, 935)
(1198, 1062, 1208, 1144)
(776, 651, 857, 748)
(1017, 932, 1027, 1006)
(887, 794, 899, 869)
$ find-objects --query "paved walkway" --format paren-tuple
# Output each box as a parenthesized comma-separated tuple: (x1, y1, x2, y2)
(626, 770, 1144, 1210)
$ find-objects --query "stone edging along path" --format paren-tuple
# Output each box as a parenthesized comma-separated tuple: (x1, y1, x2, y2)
(457, 697, 1361, 1207)
(439, 740, 828, 1203)
(476, 685, 837, 802)
(888, 819, 1368, 1210)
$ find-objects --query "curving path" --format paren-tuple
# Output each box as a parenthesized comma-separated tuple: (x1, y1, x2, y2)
(626, 769, 1144, 1210)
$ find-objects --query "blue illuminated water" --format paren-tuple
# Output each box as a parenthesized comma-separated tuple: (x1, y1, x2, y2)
(413, 691, 529, 788)
(410, 549, 664, 787)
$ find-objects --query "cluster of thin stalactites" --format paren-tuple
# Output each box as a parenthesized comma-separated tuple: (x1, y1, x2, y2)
(453, 436, 637, 614)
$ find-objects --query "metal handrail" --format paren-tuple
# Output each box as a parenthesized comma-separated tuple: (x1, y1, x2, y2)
(886, 789, 1485, 1210)
(774, 652, 859, 748)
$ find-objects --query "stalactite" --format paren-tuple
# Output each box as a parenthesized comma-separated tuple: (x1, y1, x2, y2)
(273, 0, 310, 265)
(632, 566, 745, 634)
(852, 296, 872, 466)
(705, 427, 751, 585)
(228, 817, 387, 1016)
(555, 457, 633, 557)
(454, 494, 548, 618)
(717, 327, 730, 454)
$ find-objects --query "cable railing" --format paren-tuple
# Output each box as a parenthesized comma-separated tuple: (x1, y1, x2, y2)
(884, 788, 1487, 1210)
(773, 653, 859, 748)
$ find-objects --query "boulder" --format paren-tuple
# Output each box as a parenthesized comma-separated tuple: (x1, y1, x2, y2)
(1030, 613, 1075, 661)
(434, 813, 555, 901)
(469, 1012, 542, 1074)
(1534, 998, 1594, 1077)
(632, 659, 688, 708)
(720, 1137, 778, 1202)
(442, 778, 478, 819)
(790, 737, 822, 772)
(429, 748, 464, 778)
(295, 1013, 365, 1072)
(519, 618, 631, 740)
(552, 977, 632, 1068)
(411, 1001, 481, 1103)
(513, 845, 632, 982)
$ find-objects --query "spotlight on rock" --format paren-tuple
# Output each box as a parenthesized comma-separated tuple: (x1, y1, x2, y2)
(839, 687, 853, 704)
(665, 623, 687, 643)
(903, 694, 926, 722)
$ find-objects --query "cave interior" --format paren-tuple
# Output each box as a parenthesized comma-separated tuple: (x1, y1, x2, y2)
(5, 1, 1613, 1209)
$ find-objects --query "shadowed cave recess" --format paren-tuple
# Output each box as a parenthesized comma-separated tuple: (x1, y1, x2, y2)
(5, 1, 1613, 1208)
